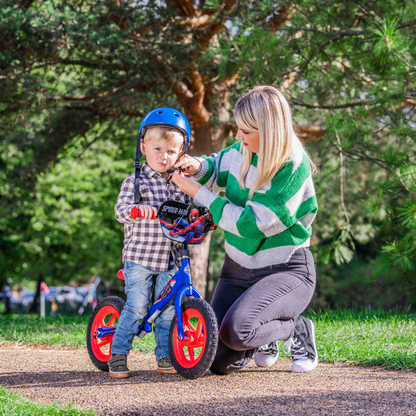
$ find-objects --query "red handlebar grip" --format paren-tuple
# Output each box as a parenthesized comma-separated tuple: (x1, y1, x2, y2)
(130, 207, 156, 220)
(130, 207, 141, 219)
(131, 207, 137, 219)
(117, 269, 125, 280)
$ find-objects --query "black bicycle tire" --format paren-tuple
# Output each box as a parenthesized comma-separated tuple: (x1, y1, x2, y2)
(86, 296, 125, 372)
(169, 297, 218, 379)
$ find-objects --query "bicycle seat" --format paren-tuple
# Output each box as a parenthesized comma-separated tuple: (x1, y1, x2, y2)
(158, 200, 217, 244)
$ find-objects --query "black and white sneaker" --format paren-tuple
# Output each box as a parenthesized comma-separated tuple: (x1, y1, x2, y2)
(283, 316, 318, 373)
(254, 341, 279, 368)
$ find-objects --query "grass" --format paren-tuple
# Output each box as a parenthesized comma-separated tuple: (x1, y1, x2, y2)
(305, 309, 416, 370)
(0, 385, 96, 416)
(0, 309, 414, 370)
(0, 314, 156, 352)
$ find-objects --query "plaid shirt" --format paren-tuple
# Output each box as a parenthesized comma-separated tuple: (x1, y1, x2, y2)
(115, 163, 190, 272)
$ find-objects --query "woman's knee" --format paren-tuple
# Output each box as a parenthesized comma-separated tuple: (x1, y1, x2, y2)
(219, 317, 252, 351)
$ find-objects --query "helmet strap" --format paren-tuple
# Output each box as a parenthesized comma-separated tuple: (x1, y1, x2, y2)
(134, 135, 143, 204)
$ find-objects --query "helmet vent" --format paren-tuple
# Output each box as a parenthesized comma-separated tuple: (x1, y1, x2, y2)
(157, 110, 163, 114)
(174, 113, 179, 117)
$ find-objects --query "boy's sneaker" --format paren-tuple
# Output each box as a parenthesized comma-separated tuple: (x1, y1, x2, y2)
(283, 316, 318, 373)
(108, 354, 130, 378)
(254, 341, 279, 368)
(157, 356, 177, 374)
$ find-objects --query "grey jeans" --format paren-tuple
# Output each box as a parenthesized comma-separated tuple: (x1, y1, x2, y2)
(210, 247, 316, 375)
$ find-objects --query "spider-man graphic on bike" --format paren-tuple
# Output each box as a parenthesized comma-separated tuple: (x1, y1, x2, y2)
(169, 208, 216, 243)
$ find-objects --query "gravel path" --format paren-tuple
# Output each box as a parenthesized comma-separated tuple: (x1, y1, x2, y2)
(1, 345, 415, 415)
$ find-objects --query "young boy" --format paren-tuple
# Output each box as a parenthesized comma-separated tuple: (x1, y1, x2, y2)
(109, 108, 191, 378)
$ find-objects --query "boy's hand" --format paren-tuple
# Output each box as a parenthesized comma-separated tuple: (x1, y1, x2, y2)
(138, 205, 157, 220)
(174, 155, 202, 176)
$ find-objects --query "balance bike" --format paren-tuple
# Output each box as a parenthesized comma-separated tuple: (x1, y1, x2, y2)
(86, 200, 219, 379)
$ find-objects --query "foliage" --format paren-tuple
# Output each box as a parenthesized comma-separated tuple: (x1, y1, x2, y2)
(0, 385, 97, 416)
(0, 138, 130, 286)
(0, 0, 415, 303)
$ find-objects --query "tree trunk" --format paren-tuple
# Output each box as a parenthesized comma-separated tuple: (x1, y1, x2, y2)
(188, 233, 212, 297)
(173, 77, 234, 299)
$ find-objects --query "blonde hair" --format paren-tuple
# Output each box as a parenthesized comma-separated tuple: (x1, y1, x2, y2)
(144, 126, 184, 148)
(233, 86, 316, 199)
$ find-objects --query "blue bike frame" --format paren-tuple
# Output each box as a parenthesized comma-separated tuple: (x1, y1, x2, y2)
(95, 245, 202, 341)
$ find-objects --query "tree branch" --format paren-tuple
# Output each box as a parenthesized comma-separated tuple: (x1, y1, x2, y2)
(196, 0, 238, 49)
(280, 69, 299, 94)
(392, 51, 416, 69)
(166, 0, 198, 17)
(297, 125, 326, 142)
(292, 100, 371, 110)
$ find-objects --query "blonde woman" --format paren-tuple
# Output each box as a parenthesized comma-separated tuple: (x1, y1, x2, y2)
(172, 86, 318, 375)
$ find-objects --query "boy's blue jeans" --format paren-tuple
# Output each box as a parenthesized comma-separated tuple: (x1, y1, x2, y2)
(111, 260, 176, 361)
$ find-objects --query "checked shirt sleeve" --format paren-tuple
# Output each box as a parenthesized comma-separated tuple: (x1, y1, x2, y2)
(194, 154, 318, 240)
(115, 176, 139, 224)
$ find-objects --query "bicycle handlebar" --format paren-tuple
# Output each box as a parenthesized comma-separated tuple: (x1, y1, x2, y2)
(130, 206, 157, 220)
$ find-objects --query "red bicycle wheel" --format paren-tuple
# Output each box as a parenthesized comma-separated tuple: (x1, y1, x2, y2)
(86, 296, 125, 371)
(169, 298, 218, 379)
(172, 308, 207, 368)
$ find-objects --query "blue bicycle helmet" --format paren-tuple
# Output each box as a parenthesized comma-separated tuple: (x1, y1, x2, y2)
(138, 107, 191, 155)
(133, 107, 191, 204)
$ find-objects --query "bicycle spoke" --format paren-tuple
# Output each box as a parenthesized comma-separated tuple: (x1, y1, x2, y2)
(196, 319, 203, 340)
(98, 339, 111, 348)
(188, 346, 195, 362)
(107, 313, 117, 327)
(184, 317, 196, 332)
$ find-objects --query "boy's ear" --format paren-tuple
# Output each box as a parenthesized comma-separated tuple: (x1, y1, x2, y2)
(140, 142, 146, 155)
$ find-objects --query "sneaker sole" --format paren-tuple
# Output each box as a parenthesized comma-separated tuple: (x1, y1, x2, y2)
(109, 371, 130, 378)
(254, 355, 279, 368)
(157, 367, 177, 374)
(292, 357, 318, 373)
(291, 319, 318, 373)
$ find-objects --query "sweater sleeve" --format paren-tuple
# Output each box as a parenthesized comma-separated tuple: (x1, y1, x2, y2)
(192, 145, 237, 194)
(114, 176, 140, 224)
(193, 155, 318, 239)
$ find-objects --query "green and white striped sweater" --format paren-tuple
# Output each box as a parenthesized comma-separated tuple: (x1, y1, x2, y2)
(192, 141, 318, 269)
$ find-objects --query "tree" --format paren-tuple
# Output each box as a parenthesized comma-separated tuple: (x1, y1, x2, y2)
(1, 0, 415, 296)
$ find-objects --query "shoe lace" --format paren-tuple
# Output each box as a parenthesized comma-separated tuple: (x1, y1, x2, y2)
(258, 341, 278, 354)
(283, 337, 308, 360)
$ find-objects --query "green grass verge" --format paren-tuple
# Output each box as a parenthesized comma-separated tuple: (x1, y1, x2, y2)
(304, 309, 416, 370)
(0, 385, 96, 416)
(0, 314, 156, 353)
(0, 309, 414, 370)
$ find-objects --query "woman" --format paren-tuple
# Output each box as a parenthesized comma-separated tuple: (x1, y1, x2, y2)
(172, 86, 318, 375)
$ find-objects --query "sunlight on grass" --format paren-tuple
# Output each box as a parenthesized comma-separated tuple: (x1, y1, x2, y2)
(0, 314, 156, 353)
(1, 309, 414, 370)
(304, 309, 416, 370)
(0, 385, 96, 416)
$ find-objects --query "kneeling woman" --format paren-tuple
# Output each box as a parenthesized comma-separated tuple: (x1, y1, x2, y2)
(172, 86, 318, 375)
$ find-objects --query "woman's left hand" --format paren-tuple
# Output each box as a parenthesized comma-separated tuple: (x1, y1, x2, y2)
(172, 172, 202, 198)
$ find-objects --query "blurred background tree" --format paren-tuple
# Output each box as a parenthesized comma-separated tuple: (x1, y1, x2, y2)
(1, 0, 415, 310)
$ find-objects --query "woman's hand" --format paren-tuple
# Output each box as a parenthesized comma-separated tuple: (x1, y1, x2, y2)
(172, 172, 202, 198)
(174, 155, 202, 176)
